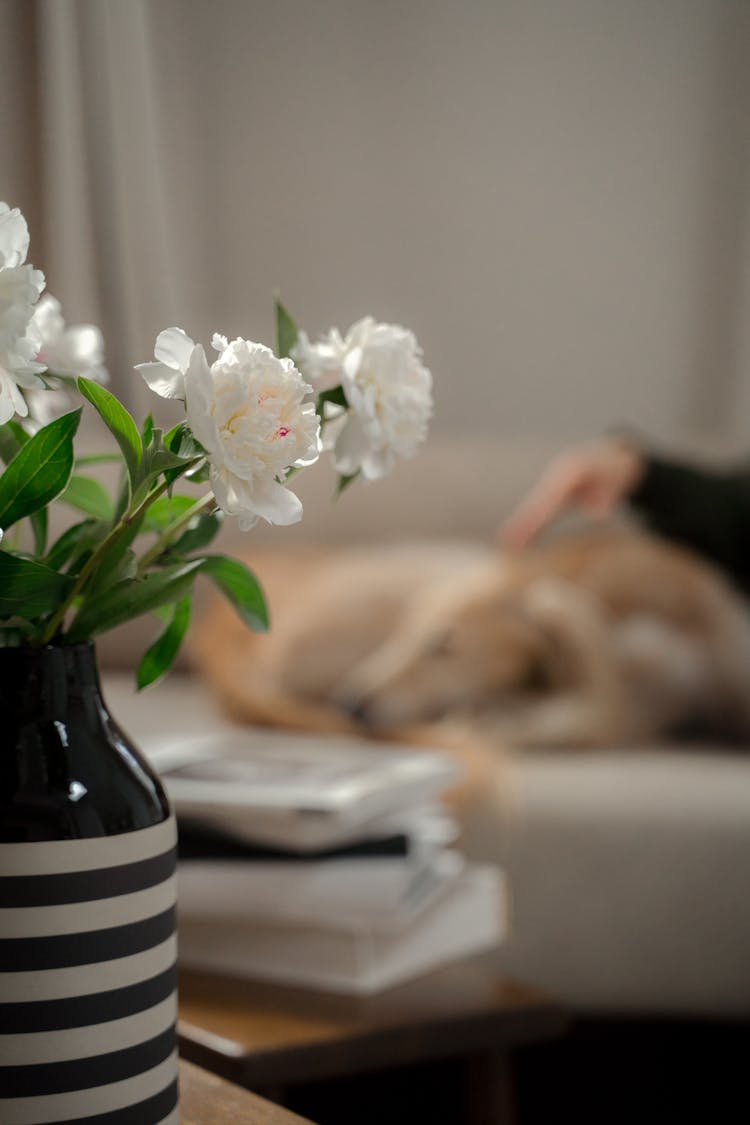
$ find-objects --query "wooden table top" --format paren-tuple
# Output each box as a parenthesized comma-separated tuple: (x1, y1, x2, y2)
(180, 1058, 315, 1124)
(178, 953, 567, 1089)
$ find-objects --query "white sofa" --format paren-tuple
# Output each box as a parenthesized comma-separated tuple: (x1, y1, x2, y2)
(100, 438, 750, 1018)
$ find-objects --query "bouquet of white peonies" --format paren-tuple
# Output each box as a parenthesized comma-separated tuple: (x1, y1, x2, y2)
(0, 202, 433, 686)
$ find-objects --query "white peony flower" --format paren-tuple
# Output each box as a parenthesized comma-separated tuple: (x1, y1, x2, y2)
(0, 202, 46, 424)
(138, 331, 321, 529)
(291, 328, 347, 393)
(33, 295, 108, 383)
(297, 317, 433, 481)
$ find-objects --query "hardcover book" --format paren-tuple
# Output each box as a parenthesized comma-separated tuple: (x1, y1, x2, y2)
(177, 864, 507, 995)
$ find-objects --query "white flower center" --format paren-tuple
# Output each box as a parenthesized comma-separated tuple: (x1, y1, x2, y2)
(209, 363, 313, 486)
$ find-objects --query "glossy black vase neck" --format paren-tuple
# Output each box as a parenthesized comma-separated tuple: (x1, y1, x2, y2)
(0, 643, 103, 723)
(0, 642, 170, 843)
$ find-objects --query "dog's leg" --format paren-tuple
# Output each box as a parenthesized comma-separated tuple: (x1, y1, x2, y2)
(385, 719, 511, 822)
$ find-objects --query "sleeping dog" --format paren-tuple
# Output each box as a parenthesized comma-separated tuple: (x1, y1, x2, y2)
(189, 529, 750, 752)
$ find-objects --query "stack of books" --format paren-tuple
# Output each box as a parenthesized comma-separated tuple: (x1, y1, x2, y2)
(147, 729, 507, 995)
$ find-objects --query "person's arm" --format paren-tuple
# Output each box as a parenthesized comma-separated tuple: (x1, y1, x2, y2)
(628, 455, 750, 587)
(500, 437, 645, 550)
(501, 436, 750, 591)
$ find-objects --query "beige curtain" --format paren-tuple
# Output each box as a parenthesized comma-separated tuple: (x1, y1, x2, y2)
(4, 0, 178, 415)
(38, 0, 179, 415)
(1, 0, 748, 445)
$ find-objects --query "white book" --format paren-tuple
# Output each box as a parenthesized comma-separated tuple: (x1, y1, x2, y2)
(177, 850, 466, 927)
(147, 729, 460, 851)
(177, 864, 507, 996)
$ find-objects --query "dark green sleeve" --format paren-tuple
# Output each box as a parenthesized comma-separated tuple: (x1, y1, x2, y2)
(628, 455, 750, 591)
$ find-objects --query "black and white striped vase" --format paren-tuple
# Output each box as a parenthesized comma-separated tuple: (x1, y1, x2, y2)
(0, 643, 179, 1125)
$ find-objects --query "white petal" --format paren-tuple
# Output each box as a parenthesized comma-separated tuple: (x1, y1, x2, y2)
(0, 204, 30, 269)
(135, 360, 186, 399)
(0, 368, 29, 424)
(66, 324, 103, 360)
(360, 448, 394, 480)
(333, 413, 371, 475)
(208, 468, 234, 514)
(154, 327, 195, 373)
(245, 477, 304, 526)
(32, 293, 64, 341)
(211, 333, 229, 354)
(183, 345, 216, 449)
(342, 345, 363, 380)
(11, 366, 46, 389)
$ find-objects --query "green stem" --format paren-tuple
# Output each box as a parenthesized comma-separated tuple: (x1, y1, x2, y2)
(6, 523, 24, 552)
(137, 493, 216, 575)
(38, 477, 174, 645)
(75, 453, 124, 466)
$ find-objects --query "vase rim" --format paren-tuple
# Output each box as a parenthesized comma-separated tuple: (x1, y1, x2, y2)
(0, 640, 96, 655)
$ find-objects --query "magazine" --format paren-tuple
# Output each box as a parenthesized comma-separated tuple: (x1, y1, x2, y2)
(145, 729, 460, 850)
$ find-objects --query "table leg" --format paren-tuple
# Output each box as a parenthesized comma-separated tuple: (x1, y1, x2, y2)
(464, 1049, 517, 1125)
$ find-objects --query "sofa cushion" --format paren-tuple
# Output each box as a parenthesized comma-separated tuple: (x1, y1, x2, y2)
(463, 746, 750, 1016)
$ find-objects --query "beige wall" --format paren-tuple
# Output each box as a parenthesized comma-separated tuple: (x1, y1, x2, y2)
(1, 0, 749, 451)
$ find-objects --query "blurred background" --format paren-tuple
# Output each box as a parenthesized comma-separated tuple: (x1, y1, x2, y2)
(3, 10, 749, 1114)
(1, 0, 749, 539)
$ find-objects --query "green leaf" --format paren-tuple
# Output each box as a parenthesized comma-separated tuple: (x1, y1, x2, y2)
(162, 424, 207, 487)
(0, 553, 73, 619)
(0, 419, 29, 463)
(151, 603, 175, 624)
(170, 511, 222, 557)
(0, 420, 47, 552)
(105, 548, 138, 587)
(143, 495, 196, 533)
(141, 413, 155, 448)
(317, 386, 348, 410)
(86, 512, 146, 592)
(67, 559, 203, 641)
(0, 409, 81, 532)
(130, 481, 162, 512)
(135, 447, 195, 501)
(45, 519, 102, 571)
(275, 297, 298, 359)
(185, 461, 210, 484)
(136, 597, 191, 690)
(165, 423, 205, 460)
(113, 467, 132, 522)
(60, 474, 115, 521)
(78, 377, 141, 486)
(336, 471, 360, 496)
(198, 555, 268, 631)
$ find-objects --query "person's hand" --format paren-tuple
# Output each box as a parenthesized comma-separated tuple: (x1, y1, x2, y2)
(500, 437, 645, 550)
